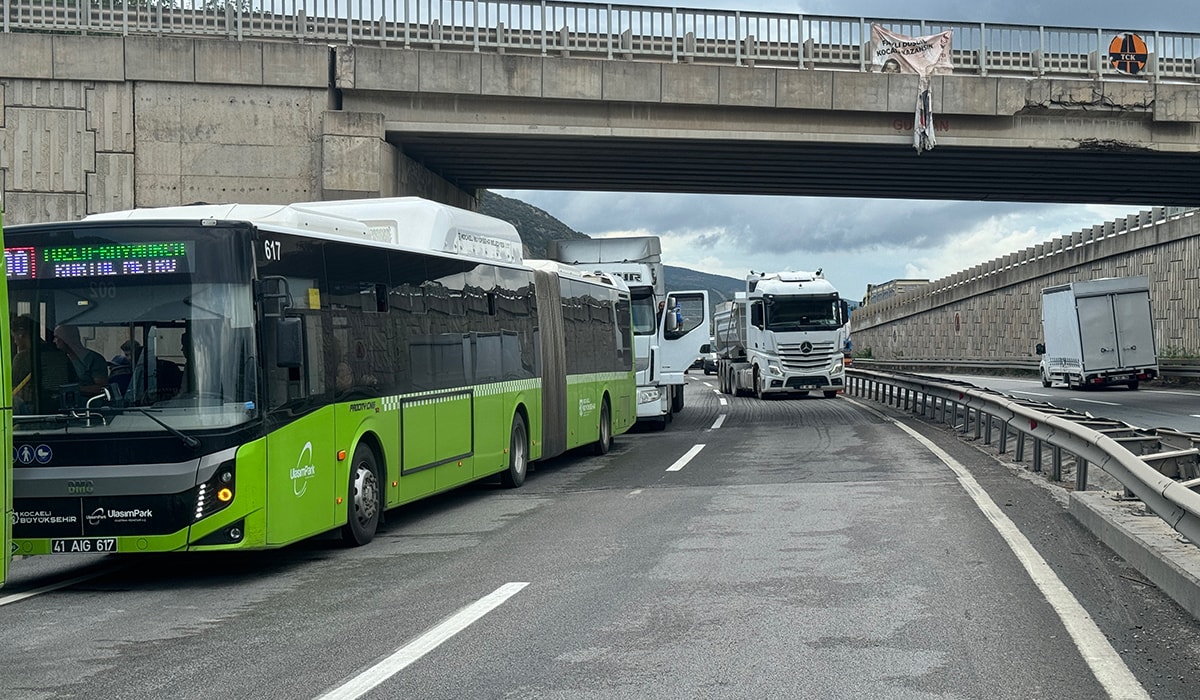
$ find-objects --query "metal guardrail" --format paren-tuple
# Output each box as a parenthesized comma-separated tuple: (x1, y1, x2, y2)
(847, 368, 1200, 545)
(2, 0, 1198, 82)
(850, 358, 1200, 380)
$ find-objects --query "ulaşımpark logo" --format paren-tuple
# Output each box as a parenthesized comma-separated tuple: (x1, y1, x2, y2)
(292, 441, 317, 497)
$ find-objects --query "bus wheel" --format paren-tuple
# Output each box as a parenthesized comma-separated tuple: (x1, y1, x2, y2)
(342, 444, 381, 546)
(501, 414, 528, 488)
(593, 398, 613, 455)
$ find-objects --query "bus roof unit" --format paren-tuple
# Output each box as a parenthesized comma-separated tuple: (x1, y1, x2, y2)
(84, 197, 525, 265)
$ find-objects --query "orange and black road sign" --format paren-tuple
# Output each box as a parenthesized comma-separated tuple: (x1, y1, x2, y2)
(1108, 32, 1148, 75)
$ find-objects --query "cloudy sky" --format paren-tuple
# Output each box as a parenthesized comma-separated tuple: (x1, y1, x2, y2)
(496, 0, 1198, 301)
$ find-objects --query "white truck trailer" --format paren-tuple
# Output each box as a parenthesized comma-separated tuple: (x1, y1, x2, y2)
(713, 270, 850, 399)
(548, 237, 710, 429)
(1036, 275, 1158, 390)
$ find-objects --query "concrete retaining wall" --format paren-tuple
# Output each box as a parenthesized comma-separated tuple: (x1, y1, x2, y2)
(852, 209, 1200, 363)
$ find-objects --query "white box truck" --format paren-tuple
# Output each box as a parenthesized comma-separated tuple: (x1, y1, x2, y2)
(548, 237, 710, 429)
(713, 270, 850, 399)
(1036, 275, 1158, 390)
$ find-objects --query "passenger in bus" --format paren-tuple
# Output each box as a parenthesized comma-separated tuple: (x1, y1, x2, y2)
(122, 339, 184, 402)
(107, 354, 133, 395)
(335, 360, 354, 393)
(11, 315, 36, 412)
(178, 332, 192, 395)
(52, 323, 109, 398)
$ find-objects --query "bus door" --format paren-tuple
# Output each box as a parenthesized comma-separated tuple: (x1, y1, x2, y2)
(260, 294, 337, 546)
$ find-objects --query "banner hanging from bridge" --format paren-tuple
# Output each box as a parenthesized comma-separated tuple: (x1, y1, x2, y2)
(870, 25, 954, 154)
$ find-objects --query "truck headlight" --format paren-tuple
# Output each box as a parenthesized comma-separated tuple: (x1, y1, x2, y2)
(767, 362, 783, 377)
(638, 387, 661, 405)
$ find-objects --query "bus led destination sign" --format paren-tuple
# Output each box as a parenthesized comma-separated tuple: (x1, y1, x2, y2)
(5, 241, 193, 280)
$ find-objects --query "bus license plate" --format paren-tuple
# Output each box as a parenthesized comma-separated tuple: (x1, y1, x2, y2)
(51, 538, 118, 554)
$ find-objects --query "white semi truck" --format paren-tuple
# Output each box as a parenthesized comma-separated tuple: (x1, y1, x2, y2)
(548, 237, 710, 429)
(1036, 275, 1158, 390)
(713, 270, 850, 399)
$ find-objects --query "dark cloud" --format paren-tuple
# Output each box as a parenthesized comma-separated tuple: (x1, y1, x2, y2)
(503, 191, 1071, 255)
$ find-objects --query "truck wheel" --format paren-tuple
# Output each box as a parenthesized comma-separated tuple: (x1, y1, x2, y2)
(1128, 380, 1139, 390)
(1041, 371, 1051, 388)
(671, 385, 684, 413)
(823, 390, 838, 399)
(754, 369, 766, 400)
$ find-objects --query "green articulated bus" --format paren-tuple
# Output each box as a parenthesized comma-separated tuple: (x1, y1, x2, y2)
(5, 197, 635, 555)
(1, 210, 12, 585)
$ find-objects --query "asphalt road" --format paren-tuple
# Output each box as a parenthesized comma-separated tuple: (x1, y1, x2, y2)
(925, 372, 1200, 434)
(3, 376, 1199, 699)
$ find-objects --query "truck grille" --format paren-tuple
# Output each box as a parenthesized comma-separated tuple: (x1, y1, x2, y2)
(778, 341, 838, 371)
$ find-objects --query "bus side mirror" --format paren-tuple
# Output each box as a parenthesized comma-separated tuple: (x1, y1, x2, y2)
(1035, 342, 1045, 355)
(274, 317, 303, 368)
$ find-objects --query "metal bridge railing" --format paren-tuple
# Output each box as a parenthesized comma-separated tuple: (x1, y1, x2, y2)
(847, 368, 1200, 547)
(3, 0, 1197, 83)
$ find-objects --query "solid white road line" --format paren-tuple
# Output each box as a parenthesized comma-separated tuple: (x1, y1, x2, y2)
(1071, 398, 1121, 406)
(847, 399, 1149, 699)
(316, 582, 530, 700)
(666, 444, 705, 472)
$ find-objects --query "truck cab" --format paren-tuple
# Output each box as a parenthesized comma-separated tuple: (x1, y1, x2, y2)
(715, 272, 849, 399)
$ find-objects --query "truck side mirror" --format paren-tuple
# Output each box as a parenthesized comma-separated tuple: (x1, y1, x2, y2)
(1034, 342, 1045, 355)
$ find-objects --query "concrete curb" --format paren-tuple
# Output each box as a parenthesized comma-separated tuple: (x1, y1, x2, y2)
(1069, 490, 1200, 620)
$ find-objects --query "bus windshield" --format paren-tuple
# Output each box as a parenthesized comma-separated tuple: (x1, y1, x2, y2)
(630, 287, 658, 335)
(7, 224, 258, 435)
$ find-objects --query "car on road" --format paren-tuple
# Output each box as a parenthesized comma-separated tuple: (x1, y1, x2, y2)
(699, 342, 718, 375)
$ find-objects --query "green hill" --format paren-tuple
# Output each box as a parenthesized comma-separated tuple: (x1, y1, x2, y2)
(479, 190, 743, 305)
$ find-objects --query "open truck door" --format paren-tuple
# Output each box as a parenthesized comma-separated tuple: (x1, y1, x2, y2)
(656, 290, 711, 385)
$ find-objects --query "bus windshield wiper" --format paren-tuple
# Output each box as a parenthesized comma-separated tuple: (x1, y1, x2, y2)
(102, 405, 201, 449)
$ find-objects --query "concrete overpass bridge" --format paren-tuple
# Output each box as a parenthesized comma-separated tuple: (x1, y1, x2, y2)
(0, 0, 1198, 223)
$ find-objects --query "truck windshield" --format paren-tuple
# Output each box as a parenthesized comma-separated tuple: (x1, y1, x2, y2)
(630, 287, 657, 335)
(7, 223, 258, 435)
(764, 295, 841, 331)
